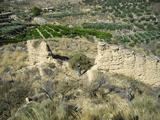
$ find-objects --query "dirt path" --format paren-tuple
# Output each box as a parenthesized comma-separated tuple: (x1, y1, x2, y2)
(44, 29, 54, 38)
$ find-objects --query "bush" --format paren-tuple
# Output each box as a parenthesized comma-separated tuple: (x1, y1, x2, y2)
(69, 53, 93, 75)
(31, 7, 42, 17)
(0, 81, 32, 120)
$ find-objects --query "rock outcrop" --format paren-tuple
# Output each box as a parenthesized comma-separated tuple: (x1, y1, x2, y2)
(93, 42, 160, 86)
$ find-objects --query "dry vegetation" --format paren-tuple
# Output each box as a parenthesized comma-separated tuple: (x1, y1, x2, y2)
(4, 72, 160, 120)
(0, 0, 160, 120)
(0, 42, 28, 80)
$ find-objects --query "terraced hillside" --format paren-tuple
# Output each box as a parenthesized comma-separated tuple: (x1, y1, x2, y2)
(1, 0, 159, 55)
(0, 0, 160, 120)
(14, 24, 112, 41)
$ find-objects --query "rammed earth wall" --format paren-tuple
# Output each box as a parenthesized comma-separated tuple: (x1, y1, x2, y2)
(95, 42, 160, 86)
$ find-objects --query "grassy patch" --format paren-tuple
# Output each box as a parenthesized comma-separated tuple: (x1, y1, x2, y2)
(13, 24, 112, 42)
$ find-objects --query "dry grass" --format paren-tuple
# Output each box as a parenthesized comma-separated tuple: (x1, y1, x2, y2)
(0, 43, 28, 80)
(0, 41, 159, 120)
(47, 37, 97, 59)
(8, 72, 160, 120)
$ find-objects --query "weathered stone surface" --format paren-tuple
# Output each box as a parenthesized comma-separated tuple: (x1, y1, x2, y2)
(27, 40, 58, 80)
(33, 17, 47, 25)
(27, 40, 50, 65)
(94, 42, 160, 86)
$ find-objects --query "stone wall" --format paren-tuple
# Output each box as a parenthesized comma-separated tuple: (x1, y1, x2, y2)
(95, 42, 160, 86)
(27, 40, 51, 66)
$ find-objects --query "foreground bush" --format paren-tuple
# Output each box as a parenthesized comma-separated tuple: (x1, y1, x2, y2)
(13, 100, 81, 120)
(0, 80, 32, 120)
(69, 53, 93, 75)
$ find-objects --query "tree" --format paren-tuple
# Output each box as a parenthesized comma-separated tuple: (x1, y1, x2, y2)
(31, 7, 42, 17)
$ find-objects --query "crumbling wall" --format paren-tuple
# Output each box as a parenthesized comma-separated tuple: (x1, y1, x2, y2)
(27, 40, 51, 66)
(95, 42, 160, 86)
(26, 40, 59, 80)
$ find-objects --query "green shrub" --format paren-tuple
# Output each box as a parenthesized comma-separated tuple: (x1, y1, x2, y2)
(31, 7, 42, 16)
(69, 53, 92, 75)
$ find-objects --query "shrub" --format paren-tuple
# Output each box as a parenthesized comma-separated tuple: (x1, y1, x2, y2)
(0, 81, 32, 120)
(69, 53, 93, 75)
(13, 99, 81, 120)
(31, 7, 42, 17)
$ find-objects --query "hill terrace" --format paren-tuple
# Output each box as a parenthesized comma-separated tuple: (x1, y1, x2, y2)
(0, 0, 160, 120)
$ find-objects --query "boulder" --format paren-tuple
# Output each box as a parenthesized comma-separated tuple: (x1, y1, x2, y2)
(33, 17, 47, 25)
